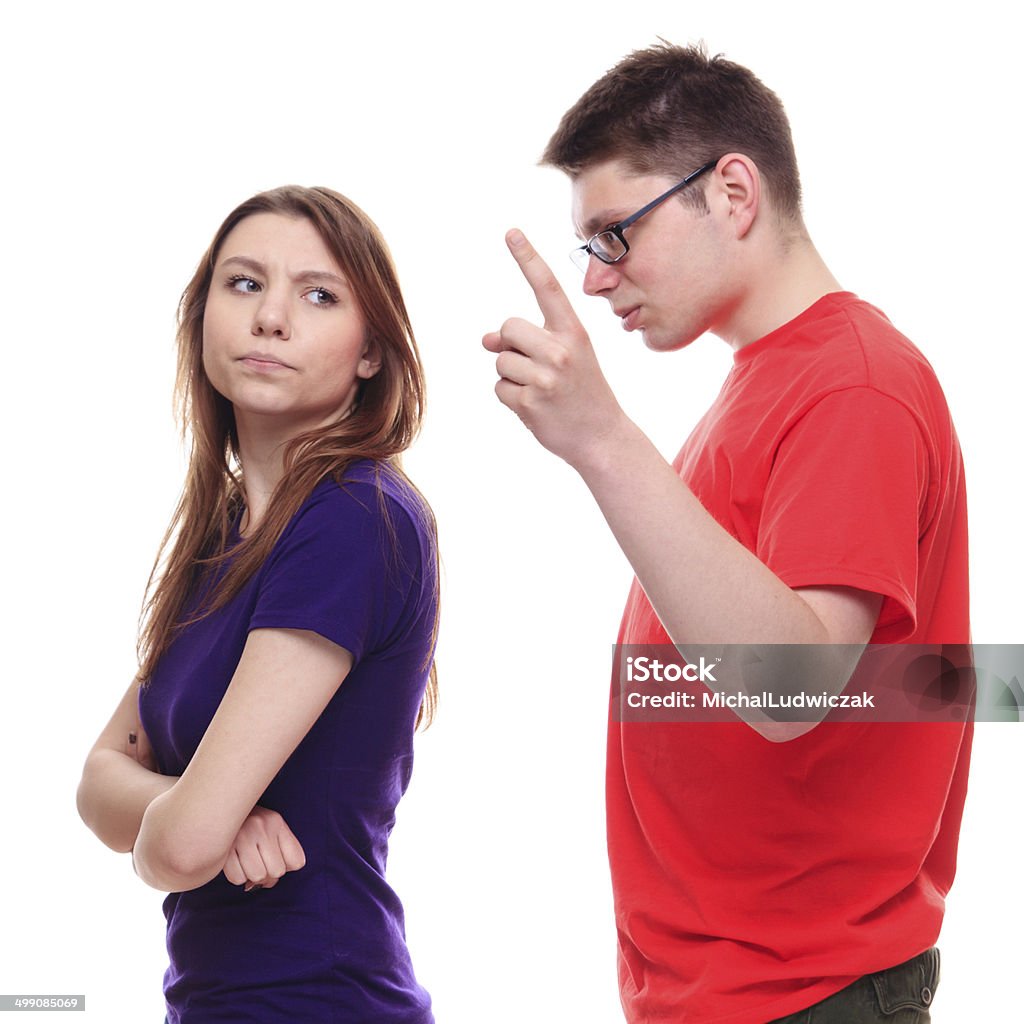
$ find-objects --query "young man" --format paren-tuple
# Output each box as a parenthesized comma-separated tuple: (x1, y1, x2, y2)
(482, 44, 970, 1024)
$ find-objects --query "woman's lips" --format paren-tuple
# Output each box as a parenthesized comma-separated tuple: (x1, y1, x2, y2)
(239, 353, 292, 371)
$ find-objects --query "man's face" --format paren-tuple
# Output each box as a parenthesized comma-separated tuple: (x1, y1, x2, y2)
(571, 159, 734, 352)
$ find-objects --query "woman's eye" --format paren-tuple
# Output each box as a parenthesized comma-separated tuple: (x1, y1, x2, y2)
(306, 287, 338, 306)
(227, 275, 260, 294)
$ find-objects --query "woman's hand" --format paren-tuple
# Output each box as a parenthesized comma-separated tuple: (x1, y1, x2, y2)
(221, 806, 306, 892)
(132, 629, 351, 892)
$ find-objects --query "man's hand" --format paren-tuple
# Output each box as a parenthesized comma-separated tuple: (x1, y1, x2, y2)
(482, 229, 627, 470)
(221, 806, 306, 892)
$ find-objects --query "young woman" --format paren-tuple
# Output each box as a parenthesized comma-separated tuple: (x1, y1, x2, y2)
(76, 186, 439, 1023)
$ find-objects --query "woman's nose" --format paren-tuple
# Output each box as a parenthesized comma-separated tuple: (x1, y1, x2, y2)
(251, 293, 291, 339)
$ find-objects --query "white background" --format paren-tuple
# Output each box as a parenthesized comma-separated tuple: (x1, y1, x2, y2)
(2, 1, 1020, 1021)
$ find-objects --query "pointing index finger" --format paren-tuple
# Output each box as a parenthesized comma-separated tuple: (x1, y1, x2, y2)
(506, 229, 581, 334)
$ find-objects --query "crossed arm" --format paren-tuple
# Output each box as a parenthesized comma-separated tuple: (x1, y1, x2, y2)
(76, 627, 352, 892)
(482, 232, 881, 738)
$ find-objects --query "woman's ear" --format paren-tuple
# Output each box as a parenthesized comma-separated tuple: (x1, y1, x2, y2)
(357, 342, 382, 380)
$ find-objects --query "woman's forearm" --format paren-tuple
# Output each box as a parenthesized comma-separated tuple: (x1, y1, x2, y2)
(76, 749, 178, 854)
(133, 788, 229, 892)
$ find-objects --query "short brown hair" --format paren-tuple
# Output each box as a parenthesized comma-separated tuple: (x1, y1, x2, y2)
(542, 42, 803, 219)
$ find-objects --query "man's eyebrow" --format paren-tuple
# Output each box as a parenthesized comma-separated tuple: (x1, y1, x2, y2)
(579, 209, 629, 239)
(218, 255, 349, 289)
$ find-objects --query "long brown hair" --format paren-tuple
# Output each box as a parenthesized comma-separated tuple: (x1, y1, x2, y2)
(137, 185, 438, 727)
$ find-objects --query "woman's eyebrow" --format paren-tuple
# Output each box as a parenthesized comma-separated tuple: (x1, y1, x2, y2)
(219, 255, 349, 289)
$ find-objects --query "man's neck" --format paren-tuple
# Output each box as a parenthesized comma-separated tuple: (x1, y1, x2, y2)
(718, 234, 843, 352)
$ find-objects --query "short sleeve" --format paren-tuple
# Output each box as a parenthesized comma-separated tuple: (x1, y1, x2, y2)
(248, 480, 417, 663)
(757, 387, 930, 640)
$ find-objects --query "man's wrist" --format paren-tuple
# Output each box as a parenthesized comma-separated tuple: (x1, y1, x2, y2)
(569, 410, 646, 482)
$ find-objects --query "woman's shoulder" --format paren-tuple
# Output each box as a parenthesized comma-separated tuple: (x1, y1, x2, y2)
(294, 460, 434, 551)
(312, 459, 428, 517)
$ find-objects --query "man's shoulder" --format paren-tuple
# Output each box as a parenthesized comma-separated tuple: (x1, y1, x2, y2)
(749, 292, 942, 404)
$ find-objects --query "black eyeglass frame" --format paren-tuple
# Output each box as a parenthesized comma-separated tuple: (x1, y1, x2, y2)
(570, 159, 721, 272)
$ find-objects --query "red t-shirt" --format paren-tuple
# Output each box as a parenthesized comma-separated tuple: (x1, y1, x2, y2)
(609, 293, 971, 1023)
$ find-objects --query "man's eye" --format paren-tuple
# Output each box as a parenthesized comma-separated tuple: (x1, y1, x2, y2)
(227, 275, 260, 293)
(307, 287, 338, 306)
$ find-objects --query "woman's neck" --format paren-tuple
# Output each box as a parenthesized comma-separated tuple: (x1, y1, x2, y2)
(233, 401, 358, 535)
(235, 415, 290, 536)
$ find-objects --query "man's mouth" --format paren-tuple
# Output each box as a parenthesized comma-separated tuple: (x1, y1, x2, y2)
(616, 306, 641, 331)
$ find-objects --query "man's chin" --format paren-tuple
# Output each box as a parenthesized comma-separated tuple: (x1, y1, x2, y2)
(641, 326, 696, 353)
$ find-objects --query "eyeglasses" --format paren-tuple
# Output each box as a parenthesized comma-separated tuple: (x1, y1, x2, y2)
(570, 159, 720, 272)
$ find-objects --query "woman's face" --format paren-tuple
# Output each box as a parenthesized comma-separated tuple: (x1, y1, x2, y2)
(202, 212, 379, 435)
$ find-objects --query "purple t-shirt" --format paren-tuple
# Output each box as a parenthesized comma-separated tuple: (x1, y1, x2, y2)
(138, 461, 436, 1023)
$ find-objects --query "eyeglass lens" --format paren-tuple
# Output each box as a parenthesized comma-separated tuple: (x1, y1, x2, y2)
(571, 230, 627, 271)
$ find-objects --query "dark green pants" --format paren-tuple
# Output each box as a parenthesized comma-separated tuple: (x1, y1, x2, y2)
(769, 948, 940, 1024)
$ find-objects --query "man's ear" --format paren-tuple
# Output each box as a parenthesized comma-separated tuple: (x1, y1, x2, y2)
(715, 154, 761, 240)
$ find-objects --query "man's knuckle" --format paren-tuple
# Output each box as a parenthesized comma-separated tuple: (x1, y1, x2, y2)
(540, 276, 562, 298)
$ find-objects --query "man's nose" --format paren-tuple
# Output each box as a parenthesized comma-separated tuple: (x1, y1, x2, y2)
(582, 255, 620, 297)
